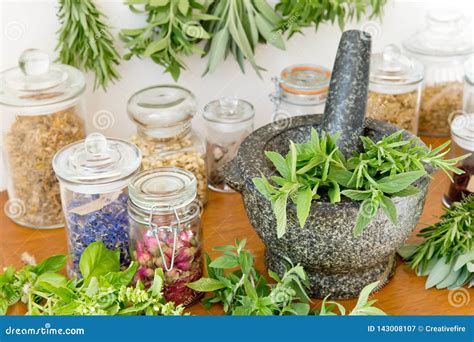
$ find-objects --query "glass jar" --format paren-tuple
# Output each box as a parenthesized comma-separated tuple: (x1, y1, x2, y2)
(443, 112, 474, 206)
(128, 168, 203, 306)
(0, 49, 86, 228)
(270, 64, 331, 118)
(128, 85, 208, 205)
(403, 10, 474, 136)
(53, 133, 142, 278)
(367, 45, 424, 134)
(463, 56, 474, 113)
(203, 97, 254, 192)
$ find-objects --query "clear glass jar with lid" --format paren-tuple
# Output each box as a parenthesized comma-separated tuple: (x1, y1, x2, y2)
(0, 49, 86, 229)
(128, 167, 203, 306)
(203, 96, 254, 192)
(442, 112, 474, 207)
(463, 56, 474, 113)
(366, 45, 424, 134)
(128, 85, 207, 204)
(270, 64, 331, 118)
(403, 10, 474, 136)
(53, 133, 142, 278)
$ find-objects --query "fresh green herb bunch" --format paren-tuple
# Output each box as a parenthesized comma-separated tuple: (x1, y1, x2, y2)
(275, 0, 387, 38)
(0, 255, 66, 315)
(203, 0, 285, 76)
(253, 130, 469, 237)
(56, 0, 121, 90)
(121, 0, 217, 81)
(0, 242, 185, 316)
(399, 195, 474, 290)
(187, 240, 385, 315)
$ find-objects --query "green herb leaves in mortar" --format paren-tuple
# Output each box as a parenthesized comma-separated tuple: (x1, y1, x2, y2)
(0, 242, 185, 316)
(275, 0, 387, 38)
(253, 129, 469, 237)
(399, 195, 474, 290)
(56, 0, 121, 90)
(121, 0, 217, 80)
(187, 240, 386, 315)
(203, 0, 285, 76)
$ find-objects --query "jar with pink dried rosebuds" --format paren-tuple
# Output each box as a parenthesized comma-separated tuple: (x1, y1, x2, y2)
(128, 167, 203, 306)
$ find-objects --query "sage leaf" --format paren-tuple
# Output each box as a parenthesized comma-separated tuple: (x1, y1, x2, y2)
(453, 249, 474, 271)
(255, 13, 285, 49)
(425, 257, 452, 289)
(376, 171, 426, 194)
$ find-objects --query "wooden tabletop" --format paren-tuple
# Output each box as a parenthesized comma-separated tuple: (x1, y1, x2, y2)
(1, 137, 472, 315)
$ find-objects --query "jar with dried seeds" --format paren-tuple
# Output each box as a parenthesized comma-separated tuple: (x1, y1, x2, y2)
(53, 133, 142, 278)
(403, 10, 473, 136)
(128, 85, 208, 204)
(367, 45, 423, 134)
(0, 49, 86, 229)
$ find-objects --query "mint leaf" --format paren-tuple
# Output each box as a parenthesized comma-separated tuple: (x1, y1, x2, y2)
(353, 199, 379, 235)
(376, 171, 426, 194)
(341, 189, 372, 201)
(209, 255, 239, 269)
(273, 193, 289, 238)
(265, 151, 290, 179)
(380, 195, 398, 225)
(187, 278, 226, 292)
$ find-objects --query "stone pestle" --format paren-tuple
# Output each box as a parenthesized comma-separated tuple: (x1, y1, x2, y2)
(320, 30, 371, 157)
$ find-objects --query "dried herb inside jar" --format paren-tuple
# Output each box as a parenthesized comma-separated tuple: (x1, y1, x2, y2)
(419, 82, 463, 136)
(366, 91, 419, 133)
(4, 107, 85, 227)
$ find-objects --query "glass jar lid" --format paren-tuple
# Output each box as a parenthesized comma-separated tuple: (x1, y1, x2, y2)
(129, 168, 197, 211)
(0, 49, 85, 111)
(127, 85, 196, 138)
(450, 112, 474, 152)
(53, 133, 142, 187)
(465, 55, 474, 84)
(403, 10, 474, 57)
(202, 96, 254, 133)
(279, 64, 331, 95)
(370, 45, 424, 86)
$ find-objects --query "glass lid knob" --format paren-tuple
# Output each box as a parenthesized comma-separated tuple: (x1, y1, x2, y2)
(85, 133, 108, 156)
(19, 49, 50, 76)
(382, 44, 402, 72)
(218, 96, 239, 117)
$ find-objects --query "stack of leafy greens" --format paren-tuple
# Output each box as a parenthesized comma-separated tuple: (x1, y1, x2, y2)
(253, 130, 468, 237)
(0, 242, 184, 316)
(187, 239, 386, 315)
(399, 195, 473, 290)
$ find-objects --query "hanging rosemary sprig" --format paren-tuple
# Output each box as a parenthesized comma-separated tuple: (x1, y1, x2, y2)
(56, 0, 121, 90)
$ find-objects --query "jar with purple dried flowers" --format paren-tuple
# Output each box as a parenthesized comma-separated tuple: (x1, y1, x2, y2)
(128, 167, 203, 306)
(53, 133, 142, 278)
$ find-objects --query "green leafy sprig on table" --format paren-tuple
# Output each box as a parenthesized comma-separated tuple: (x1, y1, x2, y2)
(56, 0, 121, 90)
(202, 0, 285, 76)
(187, 239, 386, 316)
(121, 0, 217, 81)
(275, 0, 387, 38)
(399, 195, 474, 290)
(0, 242, 184, 316)
(253, 129, 469, 237)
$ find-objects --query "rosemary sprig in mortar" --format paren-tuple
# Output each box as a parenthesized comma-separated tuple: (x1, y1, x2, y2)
(56, 0, 121, 90)
(253, 130, 469, 237)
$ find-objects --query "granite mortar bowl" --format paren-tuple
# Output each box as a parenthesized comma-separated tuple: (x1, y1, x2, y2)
(225, 114, 433, 299)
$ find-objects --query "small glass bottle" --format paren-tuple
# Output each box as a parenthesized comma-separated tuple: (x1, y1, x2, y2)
(403, 10, 473, 136)
(203, 97, 254, 192)
(270, 64, 331, 118)
(128, 85, 208, 204)
(53, 133, 142, 277)
(367, 45, 424, 134)
(128, 168, 203, 306)
(0, 49, 86, 229)
(442, 112, 474, 207)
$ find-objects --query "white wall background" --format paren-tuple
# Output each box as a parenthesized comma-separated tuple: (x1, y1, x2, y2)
(1, 0, 473, 190)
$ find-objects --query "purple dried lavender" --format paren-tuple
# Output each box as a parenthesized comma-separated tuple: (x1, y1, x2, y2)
(65, 191, 131, 277)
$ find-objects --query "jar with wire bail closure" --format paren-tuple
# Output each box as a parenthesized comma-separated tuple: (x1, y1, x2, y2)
(270, 64, 331, 119)
(128, 167, 203, 306)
